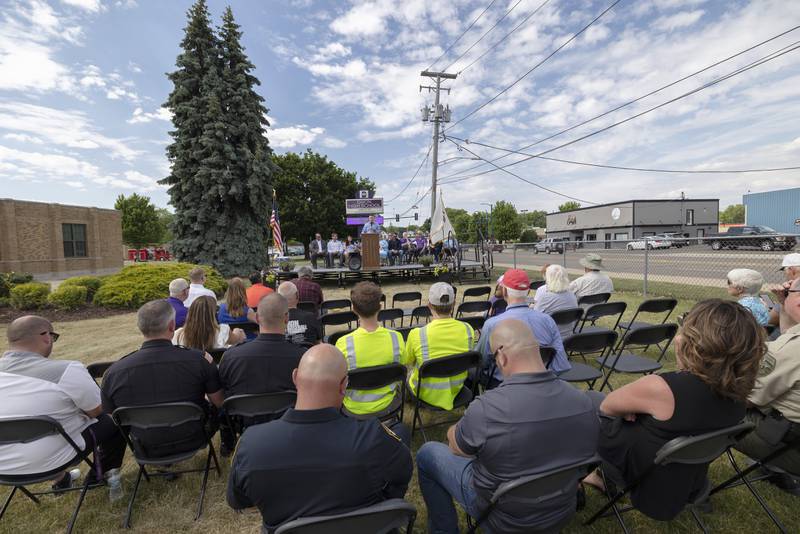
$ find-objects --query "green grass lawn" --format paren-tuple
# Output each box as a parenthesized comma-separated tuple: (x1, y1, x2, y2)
(0, 276, 796, 533)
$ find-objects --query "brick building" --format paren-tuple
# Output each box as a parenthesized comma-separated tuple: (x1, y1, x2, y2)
(0, 198, 123, 278)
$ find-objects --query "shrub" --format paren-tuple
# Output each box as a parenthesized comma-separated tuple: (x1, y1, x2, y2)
(93, 262, 225, 309)
(0, 297, 10, 308)
(520, 229, 539, 243)
(10, 282, 51, 310)
(7, 272, 34, 285)
(0, 276, 9, 298)
(60, 276, 104, 301)
(48, 285, 88, 311)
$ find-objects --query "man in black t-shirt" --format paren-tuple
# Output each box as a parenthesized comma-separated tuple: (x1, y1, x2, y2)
(277, 281, 321, 345)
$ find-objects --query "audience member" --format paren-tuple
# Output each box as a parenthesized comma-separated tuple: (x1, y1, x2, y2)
(583, 299, 764, 520)
(0, 316, 126, 488)
(167, 278, 189, 328)
(277, 281, 321, 345)
(335, 282, 409, 416)
(478, 269, 569, 386)
(417, 320, 599, 533)
(227, 344, 412, 531)
(246, 271, 274, 309)
(534, 264, 579, 338)
(569, 253, 614, 299)
(309, 233, 326, 269)
(327, 233, 345, 268)
(174, 296, 245, 350)
(218, 278, 257, 339)
(726, 268, 769, 326)
(387, 233, 402, 265)
(405, 282, 475, 410)
(769, 253, 800, 330)
(292, 266, 324, 310)
(102, 300, 224, 458)
(185, 267, 217, 308)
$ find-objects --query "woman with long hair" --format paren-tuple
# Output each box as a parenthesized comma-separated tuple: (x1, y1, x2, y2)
(218, 278, 257, 337)
(583, 299, 765, 520)
(174, 296, 245, 350)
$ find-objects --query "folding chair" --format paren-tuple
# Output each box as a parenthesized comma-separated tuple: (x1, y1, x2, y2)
(549, 307, 584, 335)
(585, 422, 755, 533)
(112, 402, 221, 527)
(394, 327, 414, 342)
(455, 301, 491, 319)
(223, 391, 296, 440)
(467, 455, 602, 534)
(208, 348, 226, 365)
(617, 298, 678, 339)
(237, 321, 260, 337)
(489, 298, 507, 317)
(530, 280, 545, 290)
(596, 323, 678, 392)
(0, 416, 99, 534)
(274, 498, 416, 534)
(87, 361, 115, 385)
(378, 308, 404, 328)
(457, 316, 485, 335)
(578, 302, 627, 334)
(321, 311, 358, 342)
(461, 286, 491, 303)
(341, 363, 407, 423)
(558, 330, 616, 389)
(297, 301, 317, 314)
(327, 329, 354, 347)
(410, 351, 481, 442)
(320, 299, 352, 316)
(380, 294, 387, 309)
(410, 305, 432, 325)
(577, 292, 611, 307)
(392, 291, 422, 310)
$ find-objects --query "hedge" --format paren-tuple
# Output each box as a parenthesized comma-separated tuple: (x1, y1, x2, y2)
(60, 275, 104, 301)
(0, 272, 34, 297)
(10, 282, 51, 310)
(48, 285, 88, 310)
(93, 262, 226, 309)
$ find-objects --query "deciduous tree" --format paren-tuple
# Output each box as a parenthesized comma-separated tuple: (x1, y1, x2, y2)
(720, 204, 745, 224)
(114, 194, 165, 248)
(492, 201, 522, 241)
(558, 201, 581, 212)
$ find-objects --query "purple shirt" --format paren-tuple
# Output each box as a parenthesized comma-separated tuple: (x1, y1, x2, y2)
(414, 237, 426, 249)
(167, 297, 187, 328)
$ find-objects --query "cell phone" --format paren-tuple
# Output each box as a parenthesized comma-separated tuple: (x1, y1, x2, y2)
(760, 293, 776, 310)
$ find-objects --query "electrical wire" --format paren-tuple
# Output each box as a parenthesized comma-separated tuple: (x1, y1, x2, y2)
(427, 0, 500, 71)
(384, 143, 433, 204)
(445, 0, 622, 132)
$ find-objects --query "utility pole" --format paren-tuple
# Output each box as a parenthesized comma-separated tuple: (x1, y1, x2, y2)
(420, 70, 456, 219)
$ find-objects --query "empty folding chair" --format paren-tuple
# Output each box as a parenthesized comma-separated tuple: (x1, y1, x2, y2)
(558, 331, 617, 389)
(461, 286, 491, 303)
(0, 416, 100, 534)
(274, 498, 416, 534)
(579, 302, 627, 334)
(297, 301, 317, 314)
(410, 305, 432, 325)
(488, 298, 507, 317)
(342, 363, 407, 423)
(321, 311, 358, 342)
(455, 301, 491, 319)
(577, 292, 611, 307)
(378, 308, 404, 328)
(392, 292, 422, 312)
(223, 391, 297, 440)
(530, 280, 545, 290)
(320, 299, 352, 316)
(86, 361, 115, 385)
(549, 307, 584, 336)
(618, 298, 678, 338)
(596, 323, 678, 391)
(112, 402, 221, 527)
(328, 329, 354, 347)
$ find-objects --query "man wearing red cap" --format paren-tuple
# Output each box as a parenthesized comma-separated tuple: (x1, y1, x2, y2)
(476, 269, 569, 387)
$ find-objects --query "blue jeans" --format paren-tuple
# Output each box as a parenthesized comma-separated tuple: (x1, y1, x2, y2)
(417, 442, 484, 534)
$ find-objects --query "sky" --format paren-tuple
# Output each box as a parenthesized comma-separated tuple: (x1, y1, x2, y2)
(1, 0, 799, 222)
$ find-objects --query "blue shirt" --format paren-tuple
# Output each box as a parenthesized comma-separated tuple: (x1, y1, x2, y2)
(362, 222, 381, 234)
(217, 303, 256, 340)
(738, 295, 770, 326)
(477, 303, 570, 380)
(167, 296, 187, 327)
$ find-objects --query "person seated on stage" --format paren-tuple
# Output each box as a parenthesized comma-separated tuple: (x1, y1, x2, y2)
(569, 253, 614, 299)
(387, 233, 403, 265)
(443, 235, 459, 259)
(218, 278, 257, 340)
(0, 316, 126, 489)
(185, 267, 217, 308)
(335, 282, 410, 416)
(583, 299, 764, 520)
(379, 233, 389, 265)
(174, 296, 245, 350)
(400, 232, 416, 263)
(405, 282, 475, 410)
(292, 266, 324, 310)
(103, 300, 224, 458)
(278, 281, 321, 346)
(413, 232, 427, 261)
(726, 268, 769, 326)
(417, 319, 599, 534)
(309, 233, 326, 269)
(167, 278, 190, 328)
(246, 271, 274, 309)
(361, 214, 381, 234)
(326, 233, 345, 268)
(227, 344, 413, 532)
(344, 235, 360, 265)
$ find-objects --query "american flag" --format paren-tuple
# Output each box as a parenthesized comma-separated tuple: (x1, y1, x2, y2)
(270, 190, 283, 256)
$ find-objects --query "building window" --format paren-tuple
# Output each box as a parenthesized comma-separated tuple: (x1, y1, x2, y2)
(685, 209, 695, 226)
(63, 224, 87, 258)
(642, 232, 656, 237)
(614, 232, 629, 241)
(585, 234, 596, 241)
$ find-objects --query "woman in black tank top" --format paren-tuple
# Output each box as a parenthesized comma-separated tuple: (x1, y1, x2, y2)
(584, 299, 765, 520)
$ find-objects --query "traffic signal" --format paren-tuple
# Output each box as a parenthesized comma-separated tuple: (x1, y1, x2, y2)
(396, 214, 400, 222)
(414, 212, 418, 221)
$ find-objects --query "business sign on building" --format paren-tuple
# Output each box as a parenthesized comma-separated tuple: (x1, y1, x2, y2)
(346, 197, 384, 215)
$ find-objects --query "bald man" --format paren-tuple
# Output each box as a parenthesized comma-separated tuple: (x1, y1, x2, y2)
(227, 344, 412, 531)
(417, 319, 599, 534)
(0, 315, 125, 489)
(277, 281, 321, 345)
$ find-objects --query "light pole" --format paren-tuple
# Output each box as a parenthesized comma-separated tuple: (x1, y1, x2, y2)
(480, 202, 493, 242)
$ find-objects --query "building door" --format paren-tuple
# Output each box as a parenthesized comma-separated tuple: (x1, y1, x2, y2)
(604, 233, 611, 249)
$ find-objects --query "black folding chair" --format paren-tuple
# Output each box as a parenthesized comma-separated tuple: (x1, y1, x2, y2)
(461, 286, 491, 303)
(467, 455, 602, 534)
(578, 302, 627, 334)
(410, 305, 432, 325)
(392, 291, 422, 309)
(112, 402, 221, 528)
(410, 351, 481, 442)
(457, 316, 485, 335)
(577, 292, 611, 306)
(617, 298, 678, 339)
(558, 330, 617, 389)
(237, 321, 260, 337)
(321, 311, 358, 342)
(455, 301, 491, 319)
(342, 363, 407, 423)
(274, 498, 416, 534)
(549, 307, 584, 335)
(87, 361, 115, 385)
(0, 416, 99, 534)
(327, 329, 354, 347)
(596, 323, 678, 391)
(223, 391, 297, 439)
(489, 298, 507, 317)
(394, 327, 414, 342)
(530, 280, 545, 290)
(380, 294, 387, 309)
(208, 348, 226, 365)
(378, 308, 404, 328)
(297, 301, 317, 314)
(320, 299, 352, 316)
(586, 422, 755, 533)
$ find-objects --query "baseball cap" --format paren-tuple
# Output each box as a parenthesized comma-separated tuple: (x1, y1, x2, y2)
(779, 253, 800, 271)
(429, 282, 455, 306)
(500, 269, 530, 291)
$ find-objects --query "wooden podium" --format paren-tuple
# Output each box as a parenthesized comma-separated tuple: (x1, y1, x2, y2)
(361, 233, 380, 269)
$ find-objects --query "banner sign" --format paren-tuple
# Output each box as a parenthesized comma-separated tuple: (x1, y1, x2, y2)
(347, 215, 384, 225)
(346, 198, 384, 215)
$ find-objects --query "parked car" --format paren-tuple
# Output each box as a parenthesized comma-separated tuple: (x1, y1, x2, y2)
(626, 236, 672, 250)
(534, 238, 566, 254)
(706, 226, 797, 251)
(655, 232, 690, 248)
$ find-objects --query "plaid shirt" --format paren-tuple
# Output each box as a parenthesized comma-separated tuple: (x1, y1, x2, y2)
(292, 277, 324, 307)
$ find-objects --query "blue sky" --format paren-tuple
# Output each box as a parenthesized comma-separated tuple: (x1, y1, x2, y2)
(1, 0, 799, 222)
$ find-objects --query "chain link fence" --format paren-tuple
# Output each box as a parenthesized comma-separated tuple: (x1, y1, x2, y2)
(497, 234, 798, 301)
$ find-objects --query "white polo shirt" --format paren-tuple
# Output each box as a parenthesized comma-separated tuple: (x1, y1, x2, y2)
(0, 351, 101, 475)
(569, 271, 614, 299)
(185, 283, 216, 308)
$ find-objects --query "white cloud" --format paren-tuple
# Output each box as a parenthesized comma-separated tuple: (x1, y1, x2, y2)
(311, 42, 351, 61)
(65, 180, 86, 189)
(0, 144, 100, 180)
(320, 136, 347, 149)
(127, 107, 171, 124)
(3, 133, 44, 145)
(61, 0, 103, 12)
(330, 2, 390, 37)
(653, 10, 704, 32)
(127, 61, 142, 73)
(268, 123, 347, 149)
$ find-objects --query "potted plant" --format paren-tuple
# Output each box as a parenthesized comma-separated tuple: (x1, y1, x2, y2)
(264, 271, 277, 288)
(433, 263, 451, 282)
(419, 255, 433, 267)
(278, 260, 295, 273)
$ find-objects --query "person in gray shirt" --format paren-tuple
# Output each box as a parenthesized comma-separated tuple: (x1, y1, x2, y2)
(416, 319, 599, 534)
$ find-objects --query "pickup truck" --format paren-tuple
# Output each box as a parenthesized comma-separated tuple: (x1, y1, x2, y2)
(707, 226, 797, 251)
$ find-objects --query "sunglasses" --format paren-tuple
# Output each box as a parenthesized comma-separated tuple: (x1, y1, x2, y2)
(785, 288, 800, 297)
(41, 331, 60, 342)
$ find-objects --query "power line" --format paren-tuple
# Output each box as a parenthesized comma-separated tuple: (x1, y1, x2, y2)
(438, 24, 800, 182)
(445, 0, 622, 132)
(385, 143, 433, 204)
(427, 0, 500, 71)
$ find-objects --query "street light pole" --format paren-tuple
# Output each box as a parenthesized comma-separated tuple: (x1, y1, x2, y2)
(480, 202, 493, 242)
